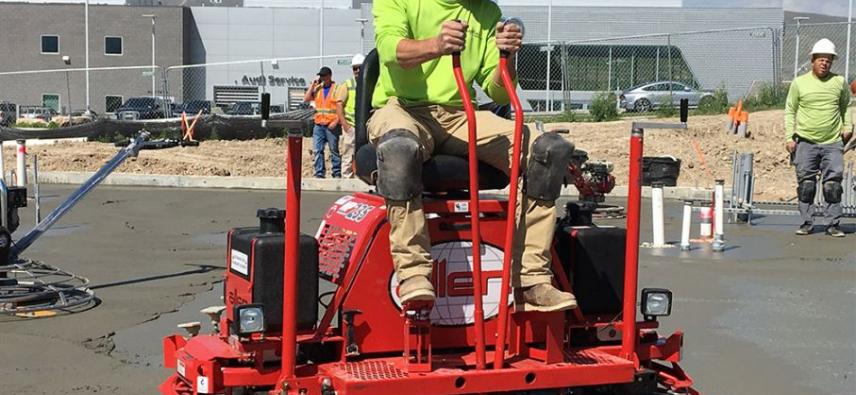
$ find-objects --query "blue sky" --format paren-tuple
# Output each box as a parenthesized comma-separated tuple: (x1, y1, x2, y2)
(684, 0, 853, 17)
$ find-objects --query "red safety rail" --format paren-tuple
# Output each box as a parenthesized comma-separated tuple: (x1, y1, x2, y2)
(621, 127, 643, 363)
(451, 51, 487, 370)
(493, 50, 524, 370)
(279, 130, 303, 388)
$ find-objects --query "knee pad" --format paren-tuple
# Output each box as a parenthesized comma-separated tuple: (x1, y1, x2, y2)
(525, 133, 575, 201)
(823, 180, 843, 204)
(376, 129, 424, 201)
(797, 179, 816, 203)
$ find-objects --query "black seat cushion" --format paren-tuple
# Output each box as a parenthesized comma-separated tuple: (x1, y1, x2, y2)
(355, 144, 510, 192)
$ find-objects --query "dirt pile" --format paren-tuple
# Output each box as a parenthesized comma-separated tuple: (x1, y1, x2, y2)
(6, 109, 851, 201)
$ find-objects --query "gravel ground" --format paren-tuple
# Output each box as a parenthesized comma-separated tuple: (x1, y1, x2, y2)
(6, 109, 853, 201)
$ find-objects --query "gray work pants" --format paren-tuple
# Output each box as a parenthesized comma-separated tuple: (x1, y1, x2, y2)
(794, 139, 844, 226)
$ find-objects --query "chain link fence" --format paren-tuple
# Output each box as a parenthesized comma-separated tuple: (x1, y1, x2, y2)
(782, 21, 855, 82)
(0, 66, 165, 122)
(516, 26, 782, 113)
(2, 23, 853, 121)
(165, 54, 354, 116)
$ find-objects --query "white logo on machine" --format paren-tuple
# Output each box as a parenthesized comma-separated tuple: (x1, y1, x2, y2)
(389, 241, 511, 326)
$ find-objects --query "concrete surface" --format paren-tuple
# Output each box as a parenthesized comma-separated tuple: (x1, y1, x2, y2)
(0, 186, 853, 394)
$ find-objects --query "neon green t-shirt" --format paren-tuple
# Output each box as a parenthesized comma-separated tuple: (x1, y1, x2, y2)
(784, 72, 852, 144)
(372, 0, 513, 108)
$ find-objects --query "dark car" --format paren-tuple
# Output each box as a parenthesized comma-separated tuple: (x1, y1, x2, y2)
(225, 101, 260, 116)
(115, 97, 166, 120)
(173, 100, 212, 117)
(0, 102, 16, 126)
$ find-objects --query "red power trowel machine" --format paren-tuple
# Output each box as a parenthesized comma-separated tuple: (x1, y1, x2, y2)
(160, 46, 701, 395)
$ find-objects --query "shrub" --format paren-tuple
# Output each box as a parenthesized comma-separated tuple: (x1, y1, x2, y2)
(589, 92, 619, 122)
(656, 96, 677, 118)
(744, 82, 789, 111)
(697, 85, 729, 115)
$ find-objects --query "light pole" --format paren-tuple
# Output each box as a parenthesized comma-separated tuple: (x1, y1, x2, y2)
(793, 16, 809, 79)
(63, 56, 72, 115)
(355, 18, 369, 55)
(319, 0, 324, 68)
(546, 0, 553, 112)
(847, 0, 853, 81)
(142, 14, 157, 96)
(84, 0, 90, 114)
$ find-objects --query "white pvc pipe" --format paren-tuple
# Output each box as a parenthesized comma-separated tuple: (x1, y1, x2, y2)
(0, 141, 5, 183)
(15, 140, 26, 187)
(714, 180, 725, 237)
(652, 183, 665, 247)
(680, 201, 692, 251)
(847, 0, 853, 81)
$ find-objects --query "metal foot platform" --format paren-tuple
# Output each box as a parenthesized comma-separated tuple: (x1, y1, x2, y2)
(320, 348, 634, 395)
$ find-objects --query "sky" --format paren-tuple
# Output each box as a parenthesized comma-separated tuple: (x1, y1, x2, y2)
(0, 0, 852, 18)
(683, 0, 853, 17)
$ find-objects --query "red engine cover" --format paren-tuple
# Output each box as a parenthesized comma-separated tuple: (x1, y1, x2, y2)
(317, 193, 520, 355)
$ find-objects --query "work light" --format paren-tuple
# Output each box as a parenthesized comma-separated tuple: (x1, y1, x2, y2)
(234, 304, 265, 336)
(641, 288, 672, 319)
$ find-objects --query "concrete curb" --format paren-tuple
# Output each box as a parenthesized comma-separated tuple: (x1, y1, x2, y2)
(37, 171, 727, 200)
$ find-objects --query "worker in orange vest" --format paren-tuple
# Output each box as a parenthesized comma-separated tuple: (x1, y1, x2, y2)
(304, 66, 344, 178)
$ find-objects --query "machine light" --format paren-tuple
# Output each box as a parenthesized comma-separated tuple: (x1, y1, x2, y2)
(235, 304, 265, 335)
(641, 288, 672, 319)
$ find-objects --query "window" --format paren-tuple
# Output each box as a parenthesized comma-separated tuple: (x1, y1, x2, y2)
(42, 94, 60, 112)
(105, 36, 123, 55)
(41, 35, 59, 54)
(672, 83, 690, 91)
(106, 96, 123, 113)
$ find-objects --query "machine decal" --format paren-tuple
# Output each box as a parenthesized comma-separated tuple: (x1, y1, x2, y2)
(196, 376, 210, 394)
(338, 202, 375, 223)
(230, 249, 249, 276)
(453, 201, 469, 213)
(389, 241, 511, 326)
(176, 359, 185, 377)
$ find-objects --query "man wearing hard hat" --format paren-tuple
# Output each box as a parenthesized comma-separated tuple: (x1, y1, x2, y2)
(785, 38, 852, 237)
(336, 54, 365, 178)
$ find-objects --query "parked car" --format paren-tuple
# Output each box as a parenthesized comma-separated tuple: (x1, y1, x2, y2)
(115, 97, 167, 120)
(0, 102, 16, 126)
(619, 81, 714, 112)
(18, 105, 57, 122)
(225, 101, 260, 116)
(172, 100, 212, 117)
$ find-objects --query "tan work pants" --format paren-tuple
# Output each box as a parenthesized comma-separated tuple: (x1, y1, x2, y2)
(341, 127, 355, 178)
(368, 98, 556, 288)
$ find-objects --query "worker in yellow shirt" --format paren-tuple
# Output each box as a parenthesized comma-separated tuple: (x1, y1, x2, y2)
(370, 0, 576, 312)
(785, 39, 852, 237)
(336, 54, 365, 178)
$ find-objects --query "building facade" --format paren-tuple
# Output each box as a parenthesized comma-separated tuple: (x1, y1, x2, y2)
(0, 1, 785, 114)
(0, 3, 188, 114)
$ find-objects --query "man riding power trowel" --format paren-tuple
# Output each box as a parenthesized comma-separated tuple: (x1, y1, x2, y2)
(370, 0, 577, 311)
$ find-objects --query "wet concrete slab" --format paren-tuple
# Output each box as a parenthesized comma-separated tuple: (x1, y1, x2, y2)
(1, 187, 853, 394)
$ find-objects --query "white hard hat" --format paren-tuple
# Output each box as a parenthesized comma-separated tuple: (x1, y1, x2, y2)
(810, 38, 838, 58)
(351, 54, 365, 67)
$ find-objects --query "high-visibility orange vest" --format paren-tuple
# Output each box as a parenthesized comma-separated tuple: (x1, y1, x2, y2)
(314, 83, 338, 125)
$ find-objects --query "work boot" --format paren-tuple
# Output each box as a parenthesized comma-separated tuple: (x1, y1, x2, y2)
(398, 275, 435, 304)
(795, 222, 813, 235)
(515, 284, 577, 312)
(826, 225, 845, 238)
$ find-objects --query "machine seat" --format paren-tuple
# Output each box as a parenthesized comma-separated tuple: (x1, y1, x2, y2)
(353, 49, 510, 193)
(355, 144, 510, 192)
